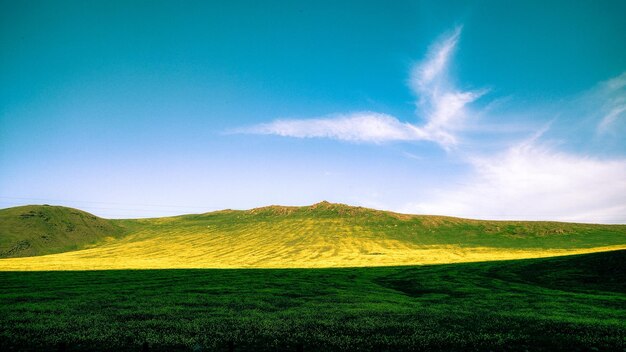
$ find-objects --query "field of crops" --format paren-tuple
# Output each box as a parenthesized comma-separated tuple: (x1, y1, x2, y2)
(1, 250, 624, 351)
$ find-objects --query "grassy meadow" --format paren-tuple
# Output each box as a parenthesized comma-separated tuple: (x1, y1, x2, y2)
(1, 203, 625, 270)
(1, 203, 625, 351)
(0, 250, 624, 351)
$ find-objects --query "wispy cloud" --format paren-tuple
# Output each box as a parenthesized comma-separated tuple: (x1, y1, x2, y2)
(233, 26, 626, 223)
(595, 72, 626, 134)
(409, 26, 485, 146)
(237, 26, 482, 149)
(402, 137, 626, 223)
(599, 105, 626, 133)
(398, 72, 626, 224)
(410, 26, 461, 91)
(239, 112, 427, 143)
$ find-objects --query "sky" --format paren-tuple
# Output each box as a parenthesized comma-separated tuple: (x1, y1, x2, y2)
(1, 0, 625, 222)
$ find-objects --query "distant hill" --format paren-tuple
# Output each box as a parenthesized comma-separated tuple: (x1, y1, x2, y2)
(0, 201, 624, 270)
(0, 205, 126, 258)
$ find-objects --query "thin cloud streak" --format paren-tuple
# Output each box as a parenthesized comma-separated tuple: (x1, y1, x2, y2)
(599, 105, 626, 133)
(239, 112, 427, 143)
(237, 27, 482, 148)
(593, 72, 626, 134)
(410, 26, 462, 91)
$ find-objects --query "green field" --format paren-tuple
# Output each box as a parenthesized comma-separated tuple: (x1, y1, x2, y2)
(1, 203, 624, 351)
(1, 204, 625, 270)
(1, 250, 624, 351)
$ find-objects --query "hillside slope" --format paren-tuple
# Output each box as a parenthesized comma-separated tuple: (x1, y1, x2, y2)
(0, 205, 126, 258)
(0, 201, 624, 270)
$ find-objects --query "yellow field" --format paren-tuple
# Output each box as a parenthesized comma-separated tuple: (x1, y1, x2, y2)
(1, 214, 623, 270)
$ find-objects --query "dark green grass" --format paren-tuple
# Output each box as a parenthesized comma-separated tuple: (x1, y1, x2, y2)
(1, 250, 625, 351)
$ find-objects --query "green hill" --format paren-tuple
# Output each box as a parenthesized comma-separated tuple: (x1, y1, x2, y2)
(0, 205, 126, 258)
(0, 201, 624, 269)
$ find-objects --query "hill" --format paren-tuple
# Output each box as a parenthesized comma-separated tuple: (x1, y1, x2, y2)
(0, 201, 624, 270)
(0, 205, 126, 258)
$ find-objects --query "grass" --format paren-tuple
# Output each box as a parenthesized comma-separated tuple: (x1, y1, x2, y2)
(1, 202, 625, 270)
(0, 205, 125, 258)
(0, 250, 624, 351)
(2, 204, 623, 351)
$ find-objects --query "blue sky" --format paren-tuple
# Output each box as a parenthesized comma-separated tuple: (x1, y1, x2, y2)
(1, 0, 625, 222)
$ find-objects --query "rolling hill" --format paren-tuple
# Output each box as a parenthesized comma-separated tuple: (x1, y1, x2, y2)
(0, 201, 625, 270)
(0, 204, 126, 258)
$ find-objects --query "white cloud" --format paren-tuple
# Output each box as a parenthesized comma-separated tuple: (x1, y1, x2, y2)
(588, 72, 626, 134)
(403, 139, 626, 223)
(604, 71, 626, 91)
(409, 26, 486, 147)
(233, 26, 626, 223)
(240, 112, 427, 143)
(237, 26, 482, 149)
(598, 105, 626, 133)
(410, 26, 462, 91)
(399, 72, 626, 224)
